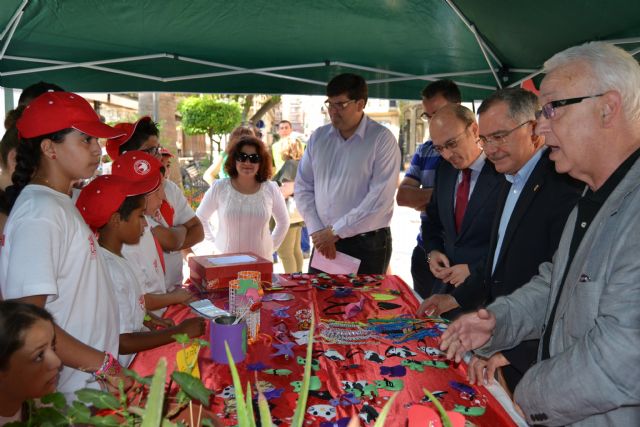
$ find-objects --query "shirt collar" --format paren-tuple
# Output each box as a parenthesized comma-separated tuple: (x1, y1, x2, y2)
(468, 151, 486, 173)
(505, 147, 545, 185)
(330, 114, 368, 142)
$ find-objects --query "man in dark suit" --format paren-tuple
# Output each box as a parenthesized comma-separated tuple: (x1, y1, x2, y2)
(417, 104, 503, 313)
(423, 88, 583, 391)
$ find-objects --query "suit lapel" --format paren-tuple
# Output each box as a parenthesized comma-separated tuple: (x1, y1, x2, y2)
(486, 181, 510, 277)
(457, 161, 498, 239)
(441, 163, 458, 236)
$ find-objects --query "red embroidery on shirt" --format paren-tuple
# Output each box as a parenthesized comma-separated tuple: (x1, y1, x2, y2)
(0, 234, 4, 247)
(88, 235, 97, 259)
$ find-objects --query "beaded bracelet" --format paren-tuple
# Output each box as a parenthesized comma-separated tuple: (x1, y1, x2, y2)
(94, 352, 122, 380)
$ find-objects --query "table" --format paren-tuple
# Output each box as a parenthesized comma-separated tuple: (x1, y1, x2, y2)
(131, 274, 517, 426)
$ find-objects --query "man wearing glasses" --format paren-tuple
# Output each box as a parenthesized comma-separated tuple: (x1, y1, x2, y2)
(422, 88, 581, 392)
(417, 104, 503, 315)
(397, 80, 461, 298)
(441, 42, 640, 426)
(295, 73, 400, 274)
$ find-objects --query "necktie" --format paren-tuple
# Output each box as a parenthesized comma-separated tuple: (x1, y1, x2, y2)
(455, 168, 472, 233)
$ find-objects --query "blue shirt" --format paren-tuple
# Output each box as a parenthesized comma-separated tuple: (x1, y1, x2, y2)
(405, 140, 441, 247)
(492, 148, 545, 273)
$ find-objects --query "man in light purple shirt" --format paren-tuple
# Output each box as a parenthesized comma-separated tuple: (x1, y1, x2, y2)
(295, 73, 400, 274)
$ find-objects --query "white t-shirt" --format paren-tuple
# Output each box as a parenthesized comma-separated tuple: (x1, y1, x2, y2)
(196, 179, 290, 260)
(0, 185, 120, 396)
(147, 180, 197, 291)
(122, 225, 166, 296)
(99, 247, 146, 367)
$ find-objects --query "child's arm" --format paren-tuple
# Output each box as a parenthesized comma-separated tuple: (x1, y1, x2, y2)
(144, 287, 193, 311)
(151, 224, 187, 252)
(119, 317, 206, 355)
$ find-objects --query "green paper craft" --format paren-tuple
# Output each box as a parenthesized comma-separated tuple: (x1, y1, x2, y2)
(296, 356, 320, 371)
(263, 369, 292, 376)
(371, 293, 397, 301)
(453, 404, 486, 416)
(375, 378, 404, 391)
(291, 375, 321, 392)
(237, 278, 259, 295)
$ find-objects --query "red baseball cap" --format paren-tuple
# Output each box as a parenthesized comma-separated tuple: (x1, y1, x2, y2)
(111, 151, 162, 193)
(76, 174, 151, 232)
(16, 92, 125, 140)
(160, 147, 173, 157)
(105, 116, 151, 160)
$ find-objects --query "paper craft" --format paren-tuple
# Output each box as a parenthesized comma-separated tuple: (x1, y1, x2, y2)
(189, 299, 229, 319)
(176, 343, 201, 378)
(310, 251, 361, 274)
(207, 254, 256, 265)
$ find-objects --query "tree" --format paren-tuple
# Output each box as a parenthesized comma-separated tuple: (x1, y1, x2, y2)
(178, 95, 242, 159)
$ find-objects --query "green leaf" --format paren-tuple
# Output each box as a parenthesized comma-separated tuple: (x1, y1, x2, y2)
(172, 333, 191, 345)
(89, 415, 121, 427)
(291, 309, 315, 427)
(161, 421, 178, 427)
(225, 341, 250, 426)
(423, 388, 453, 427)
(257, 390, 272, 427)
(28, 406, 70, 426)
(245, 383, 255, 426)
(195, 338, 210, 348)
(75, 389, 120, 410)
(374, 392, 398, 427)
(141, 357, 168, 427)
(67, 401, 93, 424)
(201, 419, 215, 427)
(40, 392, 67, 410)
(171, 371, 213, 406)
(124, 368, 153, 386)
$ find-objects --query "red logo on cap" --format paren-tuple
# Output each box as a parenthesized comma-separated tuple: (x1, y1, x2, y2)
(133, 159, 151, 175)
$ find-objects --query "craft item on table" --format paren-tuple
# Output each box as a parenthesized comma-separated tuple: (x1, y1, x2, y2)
(271, 341, 296, 359)
(272, 322, 294, 343)
(408, 405, 466, 427)
(291, 330, 309, 345)
(359, 404, 379, 423)
(371, 293, 397, 301)
(294, 308, 312, 330)
(228, 272, 263, 342)
(321, 417, 351, 427)
(384, 345, 417, 358)
(189, 299, 230, 319)
(217, 385, 235, 398)
(330, 393, 361, 407)
(319, 320, 378, 345)
(344, 297, 365, 319)
(342, 381, 378, 398)
(247, 361, 268, 371)
(417, 345, 446, 358)
(339, 363, 363, 373)
(401, 359, 450, 371)
(209, 315, 247, 364)
(297, 355, 320, 371)
(453, 404, 486, 416)
(375, 378, 404, 391)
(263, 388, 285, 400)
(272, 306, 291, 318)
(421, 390, 448, 402)
(176, 342, 201, 378)
(320, 349, 346, 361)
(379, 365, 407, 377)
(423, 360, 449, 369)
(449, 381, 477, 401)
(262, 292, 294, 302)
(364, 350, 386, 363)
(263, 368, 292, 376)
(333, 287, 353, 298)
(291, 375, 321, 392)
(307, 404, 337, 421)
(309, 390, 334, 401)
(368, 317, 444, 343)
(377, 301, 402, 310)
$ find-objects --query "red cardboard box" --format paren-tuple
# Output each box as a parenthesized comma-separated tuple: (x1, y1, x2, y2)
(189, 252, 273, 291)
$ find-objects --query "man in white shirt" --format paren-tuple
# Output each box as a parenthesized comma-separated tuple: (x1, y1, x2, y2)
(295, 73, 400, 274)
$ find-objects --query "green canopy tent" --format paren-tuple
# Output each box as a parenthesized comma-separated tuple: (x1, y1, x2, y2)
(0, 0, 639, 101)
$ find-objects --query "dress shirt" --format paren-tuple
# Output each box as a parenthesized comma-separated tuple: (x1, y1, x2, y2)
(295, 114, 400, 238)
(453, 151, 486, 209)
(491, 148, 544, 273)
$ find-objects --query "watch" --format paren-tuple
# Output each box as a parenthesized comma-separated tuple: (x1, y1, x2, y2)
(426, 251, 433, 264)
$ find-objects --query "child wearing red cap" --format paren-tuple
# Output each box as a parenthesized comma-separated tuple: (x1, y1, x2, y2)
(108, 117, 204, 292)
(0, 92, 126, 398)
(76, 173, 205, 367)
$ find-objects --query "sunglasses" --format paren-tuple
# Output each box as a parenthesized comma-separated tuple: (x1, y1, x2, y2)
(237, 152, 260, 164)
(140, 146, 161, 156)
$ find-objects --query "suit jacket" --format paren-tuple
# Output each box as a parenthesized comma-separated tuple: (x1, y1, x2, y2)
(476, 155, 640, 426)
(422, 156, 504, 294)
(452, 149, 583, 389)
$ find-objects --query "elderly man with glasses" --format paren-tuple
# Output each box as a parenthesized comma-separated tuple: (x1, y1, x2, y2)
(416, 104, 503, 316)
(295, 73, 400, 274)
(421, 88, 582, 393)
(396, 80, 461, 298)
(441, 42, 640, 426)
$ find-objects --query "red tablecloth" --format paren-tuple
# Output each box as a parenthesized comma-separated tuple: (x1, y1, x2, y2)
(130, 275, 516, 426)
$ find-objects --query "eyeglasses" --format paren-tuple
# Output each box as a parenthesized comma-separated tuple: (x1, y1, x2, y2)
(535, 94, 604, 120)
(140, 146, 161, 156)
(237, 152, 260, 164)
(432, 124, 471, 154)
(420, 112, 431, 122)
(479, 120, 533, 148)
(324, 99, 356, 111)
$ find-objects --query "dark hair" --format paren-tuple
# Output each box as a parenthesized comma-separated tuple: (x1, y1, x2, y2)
(0, 127, 18, 168)
(278, 120, 292, 127)
(17, 82, 65, 108)
(477, 87, 539, 123)
(119, 119, 159, 154)
(8, 129, 73, 211)
(0, 301, 54, 370)
(117, 194, 145, 221)
(224, 136, 273, 182)
(224, 126, 256, 155)
(326, 73, 368, 102)
(421, 79, 462, 103)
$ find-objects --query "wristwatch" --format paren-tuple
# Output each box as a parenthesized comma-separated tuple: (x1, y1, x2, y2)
(426, 251, 433, 264)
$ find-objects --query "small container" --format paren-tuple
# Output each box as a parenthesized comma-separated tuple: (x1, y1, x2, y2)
(209, 315, 247, 364)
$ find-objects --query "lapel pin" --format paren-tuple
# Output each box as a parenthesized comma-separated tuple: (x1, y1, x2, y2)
(533, 184, 540, 192)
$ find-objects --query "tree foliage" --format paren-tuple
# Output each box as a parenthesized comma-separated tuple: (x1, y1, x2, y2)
(178, 95, 242, 152)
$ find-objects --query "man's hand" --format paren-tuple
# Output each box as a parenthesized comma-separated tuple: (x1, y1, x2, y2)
(417, 294, 460, 316)
(440, 264, 471, 287)
(468, 352, 510, 385)
(440, 308, 496, 363)
(312, 227, 339, 259)
(428, 250, 450, 279)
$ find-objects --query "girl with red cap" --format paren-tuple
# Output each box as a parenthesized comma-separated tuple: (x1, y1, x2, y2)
(0, 92, 128, 400)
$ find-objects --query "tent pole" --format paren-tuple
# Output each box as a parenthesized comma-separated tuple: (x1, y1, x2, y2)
(443, 0, 502, 67)
(369, 69, 495, 84)
(470, 24, 502, 88)
(605, 37, 640, 45)
(0, 11, 23, 61)
(333, 62, 411, 77)
(0, 0, 27, 41)
(508, 69, 544, 88)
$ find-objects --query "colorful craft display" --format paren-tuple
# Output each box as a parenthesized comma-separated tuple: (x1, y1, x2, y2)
(209, 315, 247, 364)
(228, 271, 263, 342)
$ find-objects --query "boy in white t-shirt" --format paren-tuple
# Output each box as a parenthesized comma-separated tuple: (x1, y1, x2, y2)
(76, 154, 205, 366)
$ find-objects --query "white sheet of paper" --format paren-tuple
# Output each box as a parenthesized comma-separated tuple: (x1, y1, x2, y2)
(310, 250, 361, 274)
(207, 254, 256, 265)
(189, 299, 229, 318)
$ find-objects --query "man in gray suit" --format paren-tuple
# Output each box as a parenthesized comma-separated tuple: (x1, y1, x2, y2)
(441, 42, 640, 426)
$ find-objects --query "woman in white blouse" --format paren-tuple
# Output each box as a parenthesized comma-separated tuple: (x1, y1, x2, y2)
(196, 136, 289, 260)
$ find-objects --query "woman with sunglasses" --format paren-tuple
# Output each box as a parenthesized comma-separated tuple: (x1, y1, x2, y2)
(196, 136, 289, 261)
